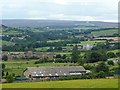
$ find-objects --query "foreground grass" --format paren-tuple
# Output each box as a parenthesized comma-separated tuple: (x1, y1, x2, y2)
(2, 79, 118, 88)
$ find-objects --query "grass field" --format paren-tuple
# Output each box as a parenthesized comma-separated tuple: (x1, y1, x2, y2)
(0, 40, 15, 46)
(2, 79, 118, 88)
(90, 29, 118, 36)
(47, 39, 70, 43)
(108, 49, 120, 53)
(67, 40, 105, 46)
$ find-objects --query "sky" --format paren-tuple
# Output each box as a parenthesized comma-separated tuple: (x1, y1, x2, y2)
(0, 0, 119, 22)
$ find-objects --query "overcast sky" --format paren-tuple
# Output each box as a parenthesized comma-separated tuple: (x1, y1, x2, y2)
(0, 0, 119, 22)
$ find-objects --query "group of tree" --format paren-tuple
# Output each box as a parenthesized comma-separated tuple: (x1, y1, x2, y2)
(92, 42, 120, 51)
(85, 51, 108, 63)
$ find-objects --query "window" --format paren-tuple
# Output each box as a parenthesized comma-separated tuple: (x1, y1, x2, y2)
(34, 72, 36, 74)
(55, 73, 58, 76)
(49, 74, 52, 76)
(64, 73, 66, 75)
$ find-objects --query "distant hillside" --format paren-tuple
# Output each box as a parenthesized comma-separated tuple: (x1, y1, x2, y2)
(1, 19, 118, 28)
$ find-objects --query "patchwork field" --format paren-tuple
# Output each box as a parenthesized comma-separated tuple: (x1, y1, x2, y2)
(2, 79, 118, 88)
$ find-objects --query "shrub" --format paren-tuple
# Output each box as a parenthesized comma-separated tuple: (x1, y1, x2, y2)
(107, 60, 114, 66)
(2, 55, 8, 61)
(6, 74, 14, 83)
(97, 71, 105, 78)
(107, 52, 116, 58)
(116, 52, 120, 57)
(95, 62, 109, 75)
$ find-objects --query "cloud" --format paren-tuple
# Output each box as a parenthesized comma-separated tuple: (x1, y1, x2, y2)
(53, 0, 68, 5)
(0, 0, 118, 22)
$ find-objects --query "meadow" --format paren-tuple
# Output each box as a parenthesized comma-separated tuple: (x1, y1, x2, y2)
(2, 79, 118, 88)
(67, 40, 106, 46)
(0, 40, 15, 46)
(90, 29, 118, 36)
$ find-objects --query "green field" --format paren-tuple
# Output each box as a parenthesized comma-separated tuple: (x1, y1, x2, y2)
(2, 79, 118, 88)
(108, 49, 120, 53)
(0, 40, 15, 46)
(47, 39, 70, 43)
(90, 29, 118, 36)
(67, 40, 105, 46)
(35, 47, 49, 52)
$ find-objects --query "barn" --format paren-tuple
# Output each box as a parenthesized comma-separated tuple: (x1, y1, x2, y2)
(24, 66, 86, 80)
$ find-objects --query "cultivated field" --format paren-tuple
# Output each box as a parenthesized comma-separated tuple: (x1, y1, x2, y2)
(2, 79, 118, 88)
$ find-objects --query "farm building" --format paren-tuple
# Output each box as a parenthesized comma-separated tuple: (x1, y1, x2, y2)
(24, 66, 86, 80)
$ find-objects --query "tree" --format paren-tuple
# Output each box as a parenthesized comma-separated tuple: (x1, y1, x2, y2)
(116, 51, 120, 57)
(97, 71, 105, 78)
(2, 70, 4, 77)
(96, 62, 109, 75)
(107, 60, 114, 66)
(2, 55, 8, 61)
(71, 45, 80, 63)
(55, 54, 62, 58)
(47, 47, 54, 52)
(6, 74, 14, 83)
(78, 59, 85, 66)
(83, 64, 94, 70)
(85, 51, 107, 63)
(107, 52, 116, 58)
(2, 63, 6, 69)
(62, 54, 66, 59)
(6, 72, 9, 77)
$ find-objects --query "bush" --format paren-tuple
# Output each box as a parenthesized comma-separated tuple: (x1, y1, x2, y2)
(2, 55, 8, 61)
(95, 62, 109, 75)
(97, 71, 105, 78)
(6, 74, 14, 83)
(108, 71, 114, 76)
(59, 76, 80, 80)
(85, 51, 108, 63)
(107, 52, 116, 58)
(2, 63, 6, 69)
(116, 52, 120, 57)
(83, 64, 94, 70)
(107, 60, 114, 66)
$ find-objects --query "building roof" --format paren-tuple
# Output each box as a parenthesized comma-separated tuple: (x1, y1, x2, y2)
(24, 66, 86, 77)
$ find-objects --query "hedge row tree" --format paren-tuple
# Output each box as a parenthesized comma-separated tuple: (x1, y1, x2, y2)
(2, 55, 8, 61)
(2, 63, 5, 69)
(6, 74, 14, 83)
(71, 45, 81, 63)
(2, 64, 6, 77)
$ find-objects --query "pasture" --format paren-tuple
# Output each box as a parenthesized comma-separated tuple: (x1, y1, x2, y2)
(90, 29, 118, 36)
(67, 40, 105, 46)
(2, 79, 118, 88)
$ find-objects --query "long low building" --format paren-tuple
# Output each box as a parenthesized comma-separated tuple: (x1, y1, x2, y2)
(24, 66, 87, 80)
